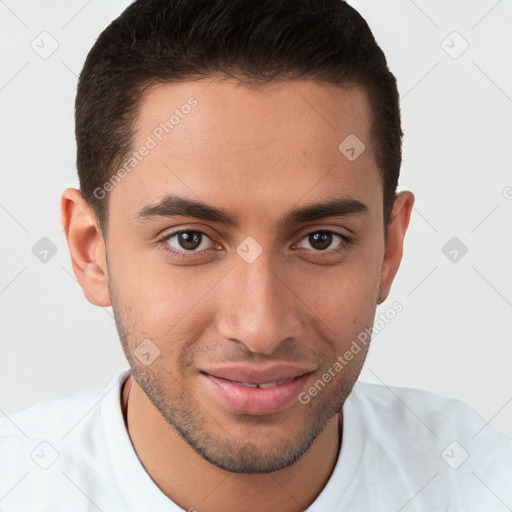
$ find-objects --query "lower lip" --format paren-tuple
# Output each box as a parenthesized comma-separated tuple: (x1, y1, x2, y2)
(201, 372, 311, 416)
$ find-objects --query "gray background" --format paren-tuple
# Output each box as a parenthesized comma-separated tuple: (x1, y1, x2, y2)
(1, 0, 511, 438)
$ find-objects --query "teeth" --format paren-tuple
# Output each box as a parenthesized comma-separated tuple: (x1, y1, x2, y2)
(236, 381, 259, 388)
(235, 378, 294, 389)
(258, 381, 278, 389)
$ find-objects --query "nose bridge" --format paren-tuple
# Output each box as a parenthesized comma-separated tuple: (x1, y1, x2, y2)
(217, 252, 303, 355)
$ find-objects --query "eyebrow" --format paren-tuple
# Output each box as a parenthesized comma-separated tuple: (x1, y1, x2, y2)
(135, 194, 368, 227)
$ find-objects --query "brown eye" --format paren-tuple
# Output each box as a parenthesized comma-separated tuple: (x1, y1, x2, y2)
(298, 231, 348, 252)
(166, 230, 213, 252)
(308, 232, 333, 250)
(178, 232, 201, 250)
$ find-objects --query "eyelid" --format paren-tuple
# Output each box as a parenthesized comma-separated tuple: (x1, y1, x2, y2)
(158, 228, 221, 258)
(157, 226, 353, 261)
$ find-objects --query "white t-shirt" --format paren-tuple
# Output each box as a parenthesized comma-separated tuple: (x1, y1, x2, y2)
(0, 369, 510, 511)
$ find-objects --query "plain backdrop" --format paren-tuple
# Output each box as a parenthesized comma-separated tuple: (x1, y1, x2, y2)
(1, 0, 511, 438)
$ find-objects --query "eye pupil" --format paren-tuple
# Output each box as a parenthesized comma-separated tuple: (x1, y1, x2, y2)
(179, 232, 202, 250)
(309, 232, 332, 250)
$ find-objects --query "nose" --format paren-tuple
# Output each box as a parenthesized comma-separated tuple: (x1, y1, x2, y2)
(216, 251, 305, 355)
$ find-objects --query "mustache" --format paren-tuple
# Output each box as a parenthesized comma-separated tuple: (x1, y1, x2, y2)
(188, 342, 327, 367)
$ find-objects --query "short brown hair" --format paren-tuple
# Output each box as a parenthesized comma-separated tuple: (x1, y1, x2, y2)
(75, 0, 402, 234)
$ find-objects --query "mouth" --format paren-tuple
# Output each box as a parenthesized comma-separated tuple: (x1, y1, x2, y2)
(226, 377, 296, 389)
(199, 365, 314, 416)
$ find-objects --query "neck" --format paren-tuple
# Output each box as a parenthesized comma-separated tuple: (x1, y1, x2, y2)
(122, 374, 342, 512)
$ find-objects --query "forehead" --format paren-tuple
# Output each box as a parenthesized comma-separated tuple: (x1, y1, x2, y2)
(109, 77, 381, 220)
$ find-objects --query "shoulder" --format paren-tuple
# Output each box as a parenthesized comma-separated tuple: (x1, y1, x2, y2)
(349, 380, 510, 443)
(344, 381, 512, 508)
(1, 385, 110, 439)
(0, 371, 130, 510)
(0, 370, 129, 440)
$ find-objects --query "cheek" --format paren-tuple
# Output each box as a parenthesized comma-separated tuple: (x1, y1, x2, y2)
(108, 246, 225, 351)
(107, 220, 384, 359)
(296, 252, 382, 332)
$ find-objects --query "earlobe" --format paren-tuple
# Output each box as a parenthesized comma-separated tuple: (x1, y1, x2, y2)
(377, 191, 414, 304)
(61, 188, 111, 307)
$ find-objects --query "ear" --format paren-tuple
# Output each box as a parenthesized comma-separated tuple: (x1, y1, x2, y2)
(61, 188, 111, 307)
(377, 191, 414, 303)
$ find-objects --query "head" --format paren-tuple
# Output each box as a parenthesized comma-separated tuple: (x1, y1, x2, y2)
(62, 0, 413, 474)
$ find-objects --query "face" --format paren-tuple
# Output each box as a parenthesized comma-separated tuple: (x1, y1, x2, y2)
(94, 78, 406, 473)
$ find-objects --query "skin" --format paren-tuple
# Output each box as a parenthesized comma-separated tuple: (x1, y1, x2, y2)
(61, 77, 414, 512)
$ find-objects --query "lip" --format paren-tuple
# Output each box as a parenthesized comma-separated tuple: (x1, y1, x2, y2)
(200, 364, 313, 384)
(200, 364, 314, 416)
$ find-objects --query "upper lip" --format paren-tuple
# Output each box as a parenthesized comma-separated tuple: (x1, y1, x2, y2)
(200, 364, 314, 384)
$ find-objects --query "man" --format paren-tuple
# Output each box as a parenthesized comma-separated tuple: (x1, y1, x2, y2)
(1, 0, 510, 510)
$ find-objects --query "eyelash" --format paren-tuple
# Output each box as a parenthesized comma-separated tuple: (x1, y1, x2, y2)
(158, 229, 216, 260)
(158, 229, 352, 260)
